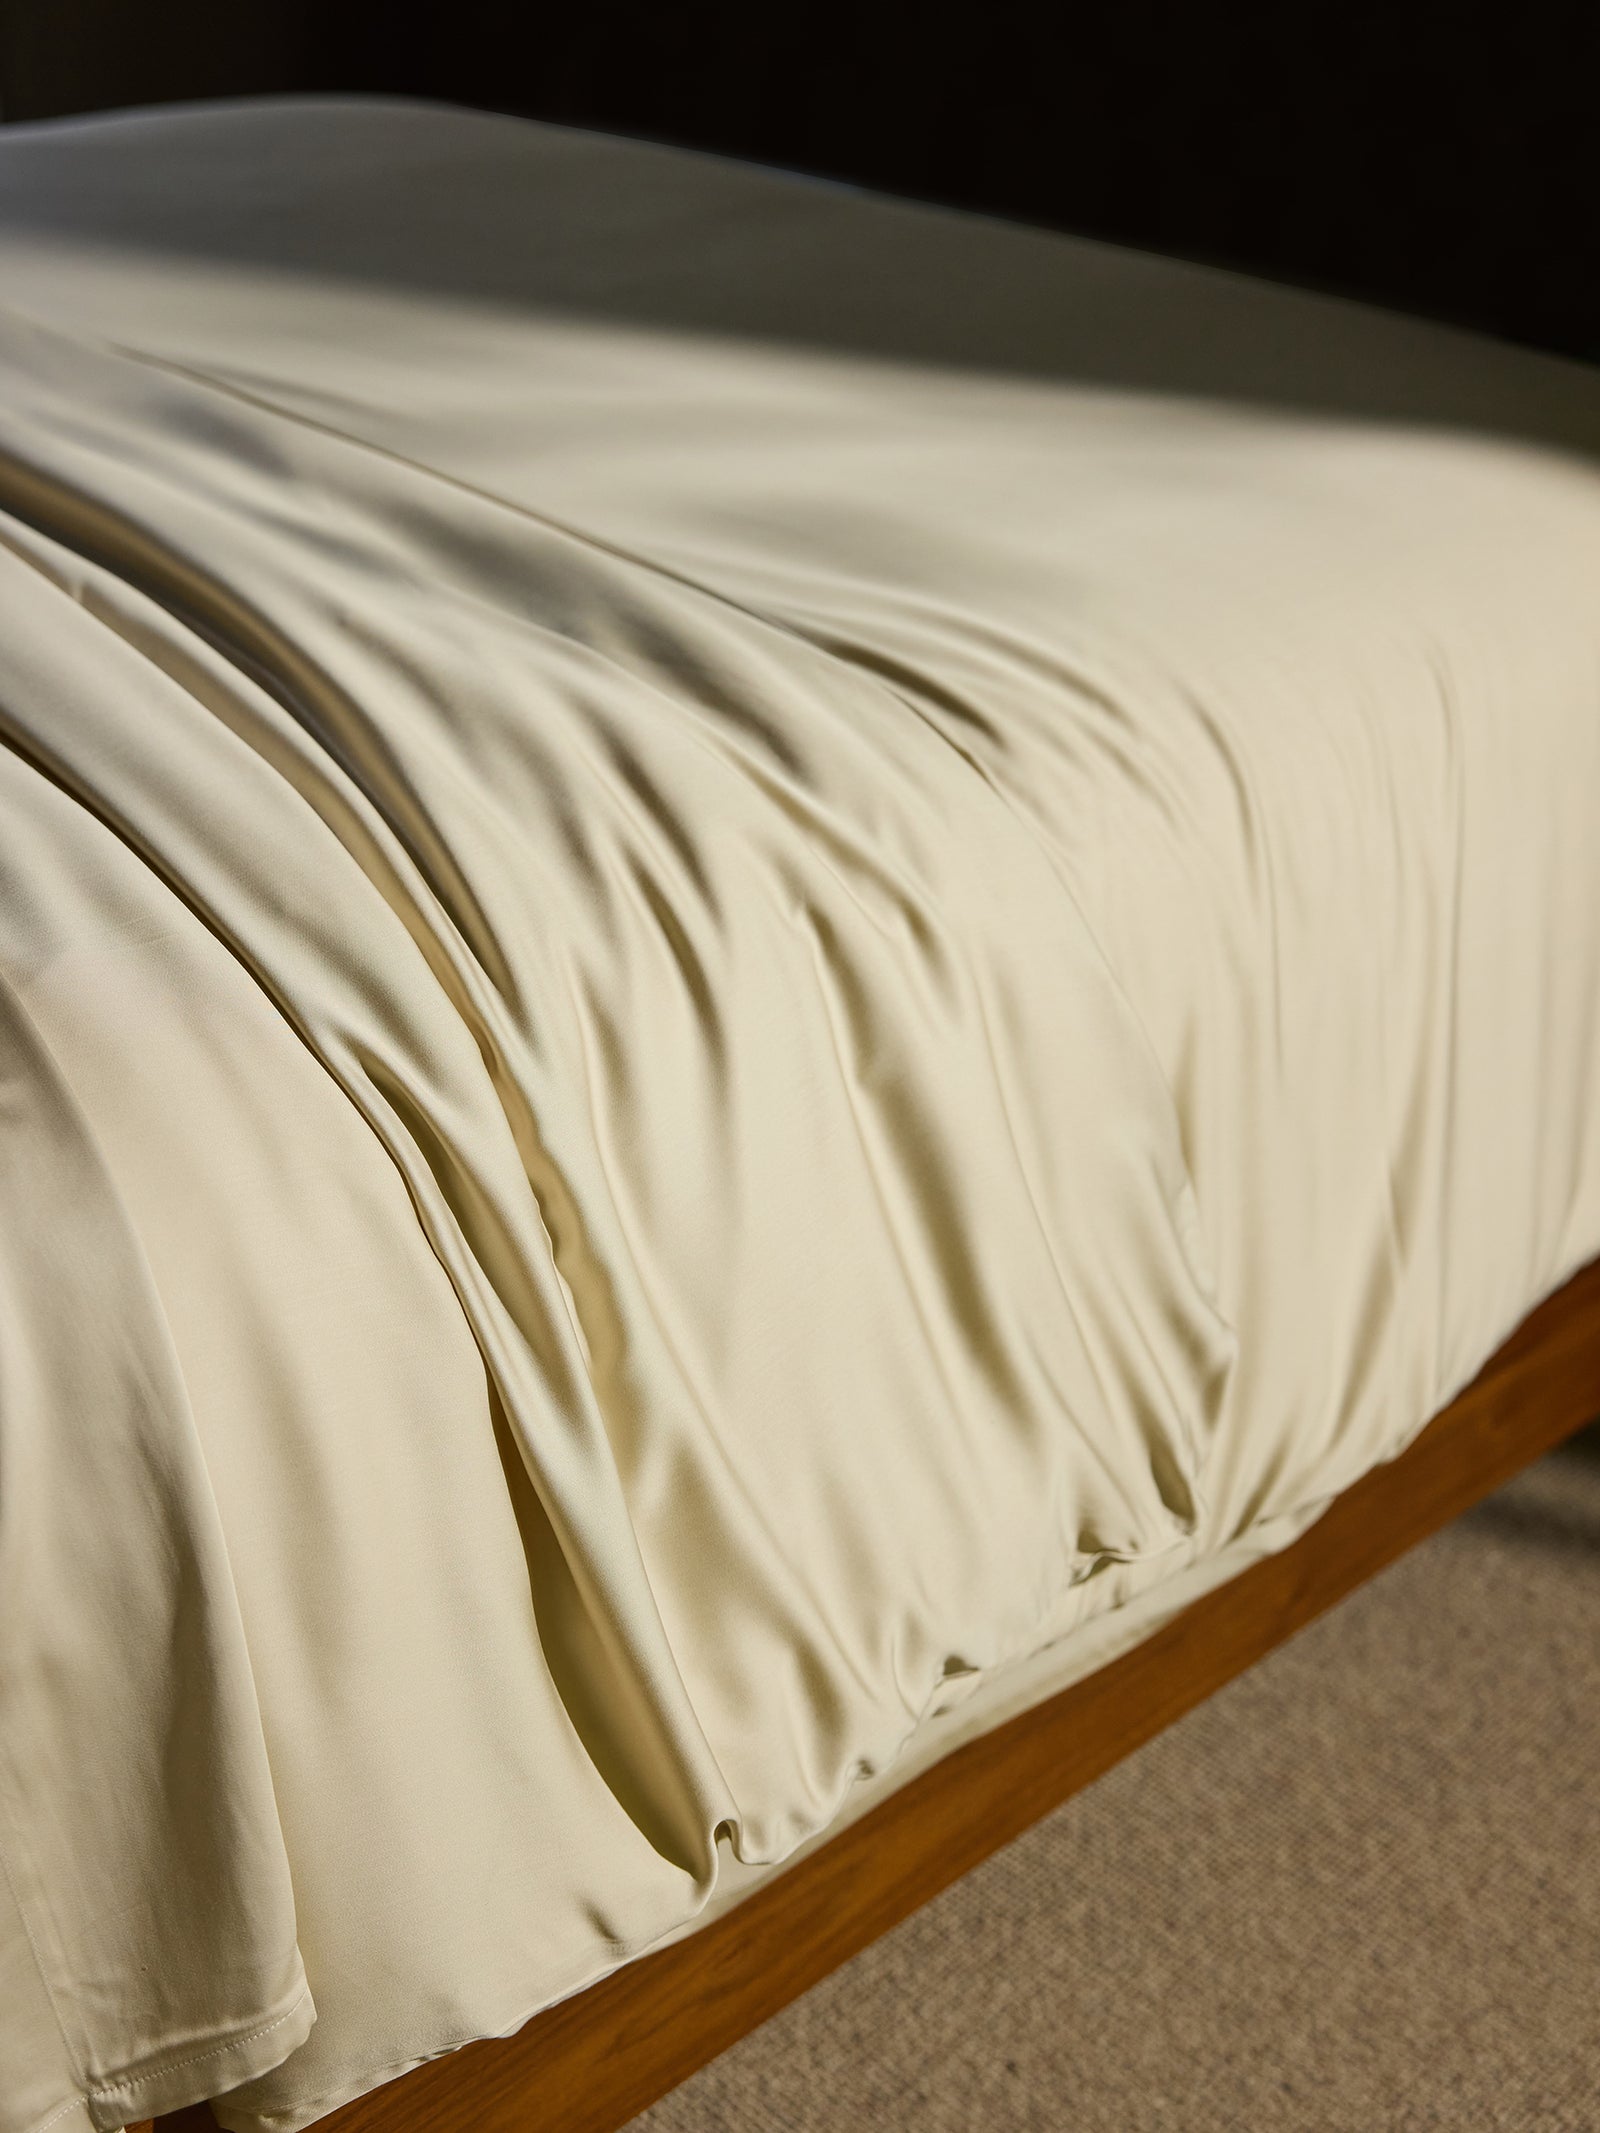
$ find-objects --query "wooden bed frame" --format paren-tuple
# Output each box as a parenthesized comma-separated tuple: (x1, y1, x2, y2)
(138, 1250, 1600, 2133)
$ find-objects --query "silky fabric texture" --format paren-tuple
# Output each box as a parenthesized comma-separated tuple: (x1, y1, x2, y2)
(0, 101, 1597, 2133)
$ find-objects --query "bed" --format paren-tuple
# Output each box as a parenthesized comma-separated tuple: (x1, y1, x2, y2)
(0, 96, 1597, 2133)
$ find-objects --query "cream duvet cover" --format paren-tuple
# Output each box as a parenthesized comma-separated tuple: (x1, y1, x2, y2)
(1, 99, 1597, 2133)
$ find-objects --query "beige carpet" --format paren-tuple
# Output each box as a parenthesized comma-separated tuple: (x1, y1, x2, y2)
(631, 1422, 1600, 2133)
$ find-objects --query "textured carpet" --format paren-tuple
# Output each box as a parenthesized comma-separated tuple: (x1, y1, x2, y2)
(630, 1421, 1600, 2133)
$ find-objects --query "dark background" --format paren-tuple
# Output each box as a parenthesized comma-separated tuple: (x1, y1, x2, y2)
(1, 0, 1595, 363)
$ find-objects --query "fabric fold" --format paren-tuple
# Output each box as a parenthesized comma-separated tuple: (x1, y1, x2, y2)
(0, 98, 1596, 2133)
(0, 973, 313, 2126)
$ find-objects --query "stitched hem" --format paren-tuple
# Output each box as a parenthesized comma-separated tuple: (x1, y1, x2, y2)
(24, 2099, 92, 2133)
(79, 1979, 314, 2131)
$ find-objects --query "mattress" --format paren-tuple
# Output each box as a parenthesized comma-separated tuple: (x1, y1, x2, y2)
(1, 98, 1597, 2133)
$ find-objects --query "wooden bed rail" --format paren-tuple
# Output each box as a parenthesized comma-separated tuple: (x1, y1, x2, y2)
(135, 1250, 1600, 2133)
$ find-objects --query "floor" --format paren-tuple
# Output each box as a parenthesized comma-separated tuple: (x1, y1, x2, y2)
(631, 1422, 1600, 2132)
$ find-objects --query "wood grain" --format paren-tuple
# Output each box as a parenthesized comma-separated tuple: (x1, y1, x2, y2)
(158, 1253, 1600, 2133)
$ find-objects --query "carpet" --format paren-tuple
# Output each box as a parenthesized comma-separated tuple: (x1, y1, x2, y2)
(630, 1421, 1600, 2132)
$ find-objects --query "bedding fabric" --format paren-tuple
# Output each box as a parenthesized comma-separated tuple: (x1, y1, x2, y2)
(0, 98, 1598, 2133)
